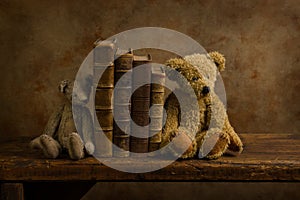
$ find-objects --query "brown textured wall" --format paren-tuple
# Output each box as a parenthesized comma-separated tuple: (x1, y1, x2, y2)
(0, 0, 299, 136)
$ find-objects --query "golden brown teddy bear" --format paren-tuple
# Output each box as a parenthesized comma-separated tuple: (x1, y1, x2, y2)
(160, 52, 243, 159)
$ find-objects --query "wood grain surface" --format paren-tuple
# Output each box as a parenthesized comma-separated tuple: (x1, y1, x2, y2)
(0, 134, 299, 181)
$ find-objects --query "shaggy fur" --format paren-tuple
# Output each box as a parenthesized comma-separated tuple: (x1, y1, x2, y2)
(160, 52, 243, 159)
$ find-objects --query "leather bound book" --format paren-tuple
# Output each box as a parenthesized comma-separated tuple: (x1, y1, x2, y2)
(130, 54, 152, 155)
(113, 49, 133, 157)
(149, 65, 166, 152)
(93, 40, 115, 157)
(93, 39, 115, 65)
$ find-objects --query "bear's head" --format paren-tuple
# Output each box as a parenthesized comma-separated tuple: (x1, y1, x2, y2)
(59, 80, 73, 102)
(59, 75, 93, 105)
(166, 58, 211, 99)
(184, 51, 225, 90)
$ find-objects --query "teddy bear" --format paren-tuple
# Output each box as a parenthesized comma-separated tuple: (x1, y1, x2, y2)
(30, 78, 95, 160)
(160, 51, 243, 159)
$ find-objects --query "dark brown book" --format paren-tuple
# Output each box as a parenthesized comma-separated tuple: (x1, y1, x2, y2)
(113, 49, 133, 157)
(93, 40, 115, 157)
(149, 65, 166, 152)
(130, 54, 152, 155)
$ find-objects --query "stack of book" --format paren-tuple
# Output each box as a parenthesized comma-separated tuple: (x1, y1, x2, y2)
(93, 40, 166, 157)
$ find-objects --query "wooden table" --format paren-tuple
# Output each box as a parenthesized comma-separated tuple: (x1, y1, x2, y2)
(0, 134, 300, 199)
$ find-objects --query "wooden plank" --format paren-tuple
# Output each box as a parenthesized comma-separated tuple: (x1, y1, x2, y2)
(1, 183, 24, 200)
(0, 134, 299, 181)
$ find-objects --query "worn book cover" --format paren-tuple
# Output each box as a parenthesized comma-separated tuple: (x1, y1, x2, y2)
(149, 65, 166, 152)
(113, 49, 133, 157)
(93, 40, 115, 157)
(130, 53, 152, 155)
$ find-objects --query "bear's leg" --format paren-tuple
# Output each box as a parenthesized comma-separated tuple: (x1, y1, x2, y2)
(162, 129, 197, 159)
(30, 137, 42, 149)
(160, 93, 197, 158)
(179, 129, 197, 159)
(196, 129, 229, 159)
(206, 132, 230, 159)
(160, 94, 180, 149)
(224, 116, 243, 153)
(67, 132, 85, 160)
(30, 134, 62, 158)
(77, 106, 95, 155)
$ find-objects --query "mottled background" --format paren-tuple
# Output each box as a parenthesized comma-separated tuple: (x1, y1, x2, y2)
(0, 0, 299, 138)
(0, 0, 299, 199)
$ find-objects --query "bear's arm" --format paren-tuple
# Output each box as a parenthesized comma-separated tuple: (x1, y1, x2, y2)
(43, 104, 64, 138)
(161, 93, 180, 146)
(223, 115, 243, 153)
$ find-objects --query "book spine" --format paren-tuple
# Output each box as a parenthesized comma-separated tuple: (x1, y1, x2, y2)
(149, 66, 166, 152)
(93, 40, 115, 157)
(130, 54, 152, 155)
(113, 51, 133, 157)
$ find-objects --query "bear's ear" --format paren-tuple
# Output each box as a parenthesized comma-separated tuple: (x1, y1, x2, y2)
(165, 58, 188, 80)
(165, 58, 183, 71)
(59, 80, 71, 93)
(209, 51, 225, 72)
